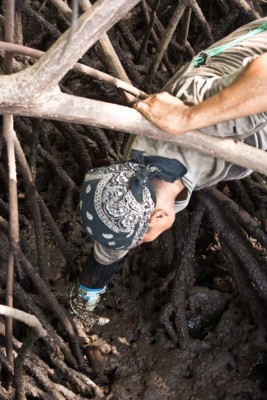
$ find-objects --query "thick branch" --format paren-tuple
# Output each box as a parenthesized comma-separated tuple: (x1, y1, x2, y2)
(1, 93, 266, 175)
(0, 0, 142, 103)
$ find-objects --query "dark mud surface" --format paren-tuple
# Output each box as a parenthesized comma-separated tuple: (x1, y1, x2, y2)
(52, 212, 267, 400)
(1, 1, 267, 399)
(18, 119, 267, 398)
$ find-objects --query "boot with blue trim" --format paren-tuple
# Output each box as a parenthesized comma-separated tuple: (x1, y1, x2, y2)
(70, 280, 108, 322)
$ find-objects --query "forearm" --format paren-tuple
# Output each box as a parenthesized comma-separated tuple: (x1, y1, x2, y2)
(183, 53, 267, 132)
(135, 53, 267, 135)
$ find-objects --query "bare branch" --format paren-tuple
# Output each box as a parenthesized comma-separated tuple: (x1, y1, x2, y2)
(49, 0, 73, 19)
(1, 92, 266, 175)
(0, 0, 265, 181)
(53, 0, 136, 102)
(3, 0, 16, 373)
(0, 305, 47, 338)
(147, 1, 186, 81)
(0, 0, 142, 104)
(0, 41, 147, 99)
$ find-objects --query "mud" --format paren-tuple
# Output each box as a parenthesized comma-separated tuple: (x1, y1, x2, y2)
(74, 229, 267, 400)
(12, 113, 267, 398)
(49, 196, 267, 399)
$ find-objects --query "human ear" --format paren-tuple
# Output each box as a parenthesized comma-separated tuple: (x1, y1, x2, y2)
(149, 209, 168, 225)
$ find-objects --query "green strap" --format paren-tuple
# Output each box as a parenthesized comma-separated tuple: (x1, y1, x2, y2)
(193, 21, 267, 67)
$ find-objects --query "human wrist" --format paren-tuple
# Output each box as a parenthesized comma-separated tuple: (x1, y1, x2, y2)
(179, 104, 194, 134)
(181, 99, 217, 133)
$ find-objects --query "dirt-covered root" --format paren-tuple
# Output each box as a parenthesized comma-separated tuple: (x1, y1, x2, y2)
(0, 0, 267, 398)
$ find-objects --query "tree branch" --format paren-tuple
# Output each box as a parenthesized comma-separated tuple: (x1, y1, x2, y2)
(0, 0, 142, 103)
(0, 41, 147, 99)
(0, 305, 47, 338)
(0, 92, 266, 175)
(0, 0, 265, 176)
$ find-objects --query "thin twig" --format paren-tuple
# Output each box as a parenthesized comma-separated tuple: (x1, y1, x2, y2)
(0, 41, 148, 99)
(179, 7, 192, 46)
(11, 127, 74, 269)
(0, 305, 47, 400)
(230, 0, 261, 19)
(3, 0, 16, 376)
(17, 249, 85, 367)
(184, 0, 213, 45)
(141, 0, 175, 76)
(146, 1, 186, 84)
(13, 282, 78, 369)
(138, 0, 161, 62)
(13, 132, 49, 283)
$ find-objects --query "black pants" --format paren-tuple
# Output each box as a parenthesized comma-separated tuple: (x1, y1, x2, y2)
(79, 252, 118, 289)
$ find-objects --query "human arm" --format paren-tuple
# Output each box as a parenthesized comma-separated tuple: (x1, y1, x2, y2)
(134, 53, 267, 135)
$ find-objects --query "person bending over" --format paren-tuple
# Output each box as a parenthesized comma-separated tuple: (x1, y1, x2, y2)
(70, 18, 267, 318)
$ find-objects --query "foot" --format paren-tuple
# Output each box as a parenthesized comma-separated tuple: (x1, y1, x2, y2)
(70, 281, 107, 320)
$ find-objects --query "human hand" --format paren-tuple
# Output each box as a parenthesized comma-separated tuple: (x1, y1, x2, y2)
(133, 92, 190, 135)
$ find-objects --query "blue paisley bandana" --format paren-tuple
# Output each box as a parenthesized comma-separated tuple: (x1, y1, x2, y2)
(80, 151, 187, 250)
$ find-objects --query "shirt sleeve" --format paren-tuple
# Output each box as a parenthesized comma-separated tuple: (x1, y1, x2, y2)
(93, 241, 129, 265)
